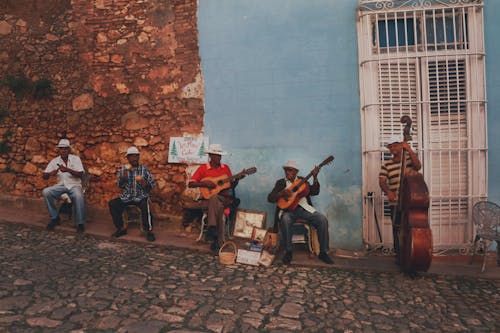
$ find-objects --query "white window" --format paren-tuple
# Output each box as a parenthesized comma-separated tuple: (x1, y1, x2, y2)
(357, 0, 487, 252)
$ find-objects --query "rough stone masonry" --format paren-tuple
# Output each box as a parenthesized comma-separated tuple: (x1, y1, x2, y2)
(0, 0, 205, 226)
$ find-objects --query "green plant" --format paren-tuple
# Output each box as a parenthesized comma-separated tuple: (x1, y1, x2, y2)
(32, 78, 54, 99)
(3, 74, 31, 100)
(0, 109, 7, 122)
(0, 141, 9, 154)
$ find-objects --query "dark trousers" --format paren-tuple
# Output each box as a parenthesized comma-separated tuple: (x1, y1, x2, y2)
(280, 206, 330, 253)
(390, 205, 401, 255)
(109, 197, 153, 232)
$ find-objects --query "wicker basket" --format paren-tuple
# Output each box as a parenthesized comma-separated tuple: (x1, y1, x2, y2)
(218, 241, 237, 265)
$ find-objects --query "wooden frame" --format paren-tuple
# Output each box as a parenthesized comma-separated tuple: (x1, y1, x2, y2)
(233, 209, 266, 239)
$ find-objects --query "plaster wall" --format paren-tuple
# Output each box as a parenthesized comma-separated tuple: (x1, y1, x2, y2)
(198, 0, 362, 249)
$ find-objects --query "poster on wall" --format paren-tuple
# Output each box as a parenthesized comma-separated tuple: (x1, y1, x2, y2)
(168, 136, 209, 164)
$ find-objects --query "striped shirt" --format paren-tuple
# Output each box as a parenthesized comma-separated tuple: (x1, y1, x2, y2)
(117, 164, 155, 202)
(379, 156, 416, 205)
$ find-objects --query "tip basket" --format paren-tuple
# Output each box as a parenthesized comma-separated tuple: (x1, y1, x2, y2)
(218, 241, 237, 265)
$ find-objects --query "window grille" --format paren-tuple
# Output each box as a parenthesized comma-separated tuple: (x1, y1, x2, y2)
(357, 0, 487, 253)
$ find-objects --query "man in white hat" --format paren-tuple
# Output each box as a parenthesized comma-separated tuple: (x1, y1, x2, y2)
(267, 160, 334, 265)
(188, 143, 236, 251)
(109, 146, 156, 242)
(42, 138, 86, 232)
(379, 135, 421, 264)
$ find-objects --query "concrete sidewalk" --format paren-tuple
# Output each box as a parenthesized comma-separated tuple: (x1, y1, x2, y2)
(1, 196, 499, 280)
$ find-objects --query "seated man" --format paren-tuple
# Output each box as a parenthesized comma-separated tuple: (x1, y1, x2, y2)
(267, 160, 333, 265)
(188, 144, 237, 251)
(42, 139, 86, 232)
(109, 146, 156, 242)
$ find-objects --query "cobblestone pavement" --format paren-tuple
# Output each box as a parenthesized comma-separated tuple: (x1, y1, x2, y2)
(0, 222, 498, 333)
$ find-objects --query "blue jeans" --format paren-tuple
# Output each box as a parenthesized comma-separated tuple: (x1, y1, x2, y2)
(42, 185, 85, 225)
(280, 206, 330, 253)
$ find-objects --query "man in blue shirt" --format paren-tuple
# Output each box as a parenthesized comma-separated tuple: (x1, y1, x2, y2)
(109, 146, 156, 242)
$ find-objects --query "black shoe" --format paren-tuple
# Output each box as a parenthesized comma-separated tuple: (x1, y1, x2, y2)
(318, 252, 334, 265)
(46, 217, 60, 231)
(112, 229, 128, 238)
(146, 232, 155, 242)
(282, 251, 292, 265)
(395, 256, 401, 266)
(210, 240, 220, 252)
(77, 224, 85, 233)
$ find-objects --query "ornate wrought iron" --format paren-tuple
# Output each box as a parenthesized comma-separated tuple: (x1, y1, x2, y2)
(358, 0, 482, 12)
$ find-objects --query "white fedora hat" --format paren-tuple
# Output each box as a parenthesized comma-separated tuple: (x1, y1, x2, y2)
(205, 143, 226, 155)
(387, 135, 403, 146)
(125, 146, 140, 156)
(56, 139, 71, 148)
(283, 160, 299, 170)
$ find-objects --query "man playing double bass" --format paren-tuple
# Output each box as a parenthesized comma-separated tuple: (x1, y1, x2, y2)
(379, 135, 422, 265)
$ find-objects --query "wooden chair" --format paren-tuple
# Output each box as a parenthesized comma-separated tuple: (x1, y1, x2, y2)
(469, 201, 500, 272)
(291, 219, 320, 257)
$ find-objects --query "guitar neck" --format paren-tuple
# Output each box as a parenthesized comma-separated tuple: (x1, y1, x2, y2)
(221, 171, 245, 184)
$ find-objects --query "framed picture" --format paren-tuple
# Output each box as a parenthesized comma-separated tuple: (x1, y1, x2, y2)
(233, 209, 266, 239)
(251, 227, 268, 243)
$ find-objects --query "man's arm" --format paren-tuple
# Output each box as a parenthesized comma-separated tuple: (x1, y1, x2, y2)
(42, 159, 59, 180)
(267, 179, 286, 203)
(402, 142, 421, 171)
(379, 176, 397, 203)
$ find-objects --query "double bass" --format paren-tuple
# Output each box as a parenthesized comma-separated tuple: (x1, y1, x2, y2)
(395, 115, 432, 273)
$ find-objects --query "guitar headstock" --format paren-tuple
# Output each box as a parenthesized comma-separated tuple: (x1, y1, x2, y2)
(318, 155, 334, 168)
(244, 167, 257, 175)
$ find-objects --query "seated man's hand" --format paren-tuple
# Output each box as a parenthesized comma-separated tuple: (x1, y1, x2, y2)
(279, 189, 292, 199)
(58, 164, 70, 173)
(202, 181, 216, 189)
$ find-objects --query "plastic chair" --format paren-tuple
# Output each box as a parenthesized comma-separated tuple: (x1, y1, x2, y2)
(469, 201, 500, 272)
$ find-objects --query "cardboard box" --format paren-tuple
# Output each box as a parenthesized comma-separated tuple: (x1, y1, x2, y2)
(236, 249, 261, 266)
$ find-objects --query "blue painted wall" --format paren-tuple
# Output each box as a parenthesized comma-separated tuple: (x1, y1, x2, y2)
(198, 0, 361, 250)
(198, 0, 500, 250)
(484, 0, 500, 204)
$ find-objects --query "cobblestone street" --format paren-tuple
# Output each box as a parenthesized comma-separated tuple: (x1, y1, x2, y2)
(0, 222, 498, 333)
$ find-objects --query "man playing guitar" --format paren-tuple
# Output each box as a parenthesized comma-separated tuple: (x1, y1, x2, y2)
(188, 144, 237, 251)
(267, 160, 334, 265)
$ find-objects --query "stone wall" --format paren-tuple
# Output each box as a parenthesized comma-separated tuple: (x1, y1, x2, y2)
(0, 0, 204, 225)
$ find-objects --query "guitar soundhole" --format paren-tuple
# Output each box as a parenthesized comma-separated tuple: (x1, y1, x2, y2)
(292, 186, 298, 192)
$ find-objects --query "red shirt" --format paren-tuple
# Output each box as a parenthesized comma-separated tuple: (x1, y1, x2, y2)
(190, 163, 232, 182)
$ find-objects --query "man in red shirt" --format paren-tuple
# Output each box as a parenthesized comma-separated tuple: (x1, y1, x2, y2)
(189, 144, 235, 251)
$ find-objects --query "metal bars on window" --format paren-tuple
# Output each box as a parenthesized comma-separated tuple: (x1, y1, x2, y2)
(357, 0, 486, 252)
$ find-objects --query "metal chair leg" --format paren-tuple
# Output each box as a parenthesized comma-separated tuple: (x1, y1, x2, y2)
(469, 236, 478, 265)
(196, 212, 207, 242)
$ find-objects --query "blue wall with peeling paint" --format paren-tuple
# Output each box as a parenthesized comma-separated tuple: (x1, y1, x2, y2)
(198, 0, 500, 251)
(198, 0, 362, 250)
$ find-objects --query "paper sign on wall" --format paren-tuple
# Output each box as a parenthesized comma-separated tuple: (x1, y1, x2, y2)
(168, 137, 209, 164)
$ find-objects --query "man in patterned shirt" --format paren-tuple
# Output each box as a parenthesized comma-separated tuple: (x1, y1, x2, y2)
(379, 135, 421, 264)
(109, 146, 156, 242)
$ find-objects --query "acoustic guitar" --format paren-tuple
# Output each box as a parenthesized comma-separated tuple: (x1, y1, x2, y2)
(199, 167, 257, 199)
(277, 155, 334, 210)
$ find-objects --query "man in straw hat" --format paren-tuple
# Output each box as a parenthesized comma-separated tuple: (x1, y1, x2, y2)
(108, 146, 156, 242)
(268, 160, 334, 265)
(379, 135, 421, 265)
(42, 138, 86, 232)
(188, 143, 237, 251)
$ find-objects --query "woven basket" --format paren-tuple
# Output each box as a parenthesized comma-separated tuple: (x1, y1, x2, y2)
(218, 241, 237, 265)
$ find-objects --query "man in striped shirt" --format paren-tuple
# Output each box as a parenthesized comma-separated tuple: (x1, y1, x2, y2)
(379, 135, 421, 264)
